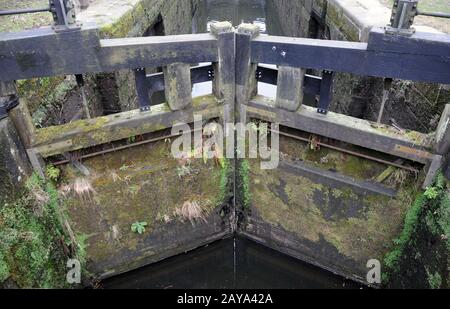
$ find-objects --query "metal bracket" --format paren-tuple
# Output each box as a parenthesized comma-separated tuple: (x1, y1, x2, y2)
(134, 68, 151, 112)
(385, 0, 418, 36)
(134, 65, 216, 111)
(317, 70, 334, 115)
(50, 0, 80, 32)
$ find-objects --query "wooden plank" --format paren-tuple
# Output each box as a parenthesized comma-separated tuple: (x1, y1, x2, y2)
(367, 27, 450, 58)
(214, 29, 236, 125)
(251, 35, 450, 84)
(247, 95, 434, 164)
(33, 95, 221, 157)
(276, 66, 305, 112)
(0, 24, 218, 81)
(8, 99, 36, 149)
(0, 81, 16, 96)
(280, 160, 397, 198)
(163, 63, 192, 111)
(435, 104, 450, 155)
(423, 155, 444, 188)
(236, 24, 260, 124)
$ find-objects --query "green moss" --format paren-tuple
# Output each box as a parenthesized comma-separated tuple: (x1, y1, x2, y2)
(99, 0, 166, 39)
(17, 76, 76, 128)
(427, 270, 442, 289)
(99, 2, 145, 39)
(383, 193, 424, 271)
(326, 3, 360, 41)
(60, 140, 226, 267)
(0, 173, 84, 288)
(280, 135, 387, 181)
(383, 172, 450, 287)
(35, 95, 218, 152)
(239, 160, 251, 209)
(217, 159, 231, 206)
(248, 149, 417, 268)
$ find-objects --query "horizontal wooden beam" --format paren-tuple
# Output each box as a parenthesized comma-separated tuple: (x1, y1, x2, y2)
(367, 27, 450, 58)
(246, 95, 434, 164)
(280, 161, 397, 197)
(33, 95, 221, 157)
(251, 33, 450, 84)
(0, 23, 218, 81)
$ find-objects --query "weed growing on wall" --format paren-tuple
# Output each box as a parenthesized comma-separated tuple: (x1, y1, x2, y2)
(383, 172, 450, 288)
(239, 160, 251, 209)
(0, 171, 86, 288)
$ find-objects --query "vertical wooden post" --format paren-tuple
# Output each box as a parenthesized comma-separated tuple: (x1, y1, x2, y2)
(210, 21, 236, 233)
(276, 66, 305, 112)
(423, 155, 444, 189)
(435, 104, 449, 156)
(8, 100, 36, 150)
(163, 63, 192, 111)
(210, 22, 235, 125)
(236, 24, 260, 124)
(1, 81, 45, 178)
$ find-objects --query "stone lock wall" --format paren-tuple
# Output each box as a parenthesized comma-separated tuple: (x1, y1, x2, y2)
(267, 0, 450, 133)
(90, 0, 197, 112)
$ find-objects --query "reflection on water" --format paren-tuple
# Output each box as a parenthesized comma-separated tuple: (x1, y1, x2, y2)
(102, 237, 360, 289)
(193, 0, 274, 34)
(192, 0, 280, 98)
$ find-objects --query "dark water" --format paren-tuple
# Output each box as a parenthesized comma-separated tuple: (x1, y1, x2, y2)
(193, 0, 283, 35)
(103, 237, 360, 289)
(191, 0, 281, 99)
(103, 1, 360, 289)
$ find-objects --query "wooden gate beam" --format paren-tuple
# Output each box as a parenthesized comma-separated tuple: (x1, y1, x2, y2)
(247, 95, 433, 164)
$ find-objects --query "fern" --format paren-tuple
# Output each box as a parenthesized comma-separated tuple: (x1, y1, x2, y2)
(131, 222, 148, 235)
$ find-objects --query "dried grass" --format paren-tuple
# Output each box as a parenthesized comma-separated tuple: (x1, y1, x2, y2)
(174, 201, 208, 225)
(58, 176, 96, 202)
(387, 169, 410, 186)
(72, 177, 96, 201)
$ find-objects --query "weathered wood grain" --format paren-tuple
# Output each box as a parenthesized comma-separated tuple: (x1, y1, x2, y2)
(33, 95, 221, 157)
(251, 35, 450, 84)
(0, 24, 218, 81)
(247, 95, 434, 164)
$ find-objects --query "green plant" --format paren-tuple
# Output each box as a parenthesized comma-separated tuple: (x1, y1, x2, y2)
(383, 171, 450, 287)
(0, 252, 10, 282)
(119, 164, 130, 172)
(45, 165, 61, 182)
(0, 173, 78, 288)
(128, 136, 136, 144)
(217, 159, 230, 206)
(424, 186, 439, 200)
(427, 271, 442, 289)
(75, 234, 89, 266)
(129, 185, 140, 196)
(383, 193, 424, 277)
(240, 160, 251, 209)
(131, 222, 148, 235)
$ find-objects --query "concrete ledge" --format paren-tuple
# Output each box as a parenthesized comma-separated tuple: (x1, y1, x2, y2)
(327, 0, 391, 42)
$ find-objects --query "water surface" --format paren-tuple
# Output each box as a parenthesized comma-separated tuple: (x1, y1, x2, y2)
(103, 237, 360, 289)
